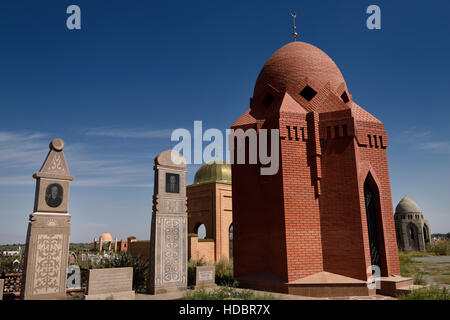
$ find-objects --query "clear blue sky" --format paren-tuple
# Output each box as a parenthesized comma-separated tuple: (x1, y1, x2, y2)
(0, 0, 449, 244)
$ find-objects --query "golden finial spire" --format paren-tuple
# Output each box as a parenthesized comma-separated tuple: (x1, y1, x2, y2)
(291, 11, 298, 41)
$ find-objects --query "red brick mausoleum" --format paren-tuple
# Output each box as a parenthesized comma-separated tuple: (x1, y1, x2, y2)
(230, 41, 401, 296)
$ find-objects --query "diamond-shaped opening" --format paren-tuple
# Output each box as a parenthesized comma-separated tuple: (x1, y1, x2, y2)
(262, 93, 275, 107)
(299, 86, 317, 101)
(341, 91, 350, 103)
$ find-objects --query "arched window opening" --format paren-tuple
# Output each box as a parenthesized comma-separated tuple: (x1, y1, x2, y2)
(364, 174, 381, 268)
(396, 228, 401, 247)
(423, 225, 430, 244)
(409, 226, 415, 240)
(408, 224, 419, 250)
(196, 224, 206, 239)
(229, 224, 233, 259)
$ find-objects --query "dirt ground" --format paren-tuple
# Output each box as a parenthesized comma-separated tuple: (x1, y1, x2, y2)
(411, 255, 450, 288)
(412, 256, 450, 289)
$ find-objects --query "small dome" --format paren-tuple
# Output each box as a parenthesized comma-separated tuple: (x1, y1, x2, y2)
(395, 197, 422, 214)
(253, 41, 347, 99)
(193, 160, 231, 185)
(99, 233, 112, 242)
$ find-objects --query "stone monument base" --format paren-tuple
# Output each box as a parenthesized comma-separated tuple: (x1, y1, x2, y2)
(0, 279, 4, 300)
(21, 213, 71, 300)
(148, 285, 187, 295)
(85, 291, 135, 300)
(194, 284, 217, 290)
(237, 271, 376, 298)
(377, 275, 414, 296)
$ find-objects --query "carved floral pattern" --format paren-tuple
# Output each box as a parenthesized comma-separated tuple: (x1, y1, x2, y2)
(49, 155, 64, 172)
(163, 219, 180, 282)
(42, 154, 66, 174)
(33, 234, 63, 294)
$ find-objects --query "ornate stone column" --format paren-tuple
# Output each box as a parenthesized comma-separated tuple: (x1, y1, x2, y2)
(148, 150, 187, 294)
(21, 138, 74, 300)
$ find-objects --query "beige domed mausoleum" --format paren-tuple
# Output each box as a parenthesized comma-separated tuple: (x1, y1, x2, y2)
(93, 233, 128, 253)
(395, 197, 431, 251)
(187, 160, 233, 263)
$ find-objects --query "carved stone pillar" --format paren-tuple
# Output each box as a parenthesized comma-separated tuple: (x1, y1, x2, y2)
(21, 138, 74, 300)
(148, 150, 187, 294)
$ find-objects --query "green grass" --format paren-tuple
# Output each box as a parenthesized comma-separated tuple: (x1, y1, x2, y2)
(69, 243, 93, 251)
(187, 258, 208, 286)
(413, 273, 427, 285)
(398, 248, 450, 292)
(182, 286, 279, 300)
(408, 251, 434, 258)
(397, 286, 450, 300)
(398, 251, 420, 277)
(71, 293, 85, 300)
(214, 258, 236, 287)
(187, 258, 237, 287)
(435, 276, 450, 285)
(426, 241, 450, 256)
(0, 255, 24, 273)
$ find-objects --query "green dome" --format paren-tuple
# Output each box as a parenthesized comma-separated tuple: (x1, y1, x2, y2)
(193, 160, 231, 185)
(395, 196, 422, 214)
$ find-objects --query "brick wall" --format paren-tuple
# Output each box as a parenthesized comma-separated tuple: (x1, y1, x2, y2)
(231, 106, 401, 285)
(187, 182, 233, 262)
(319, 117, 371, 280)
(356, 121, 400, 276)
(279, 112, 324, 281)
(231, 121, 289, 281)
(188, 235, 215, 263)
(128, 241, 150, 260)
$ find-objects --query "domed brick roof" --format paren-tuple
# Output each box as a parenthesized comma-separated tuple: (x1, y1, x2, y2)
(253, 41, 347, 99)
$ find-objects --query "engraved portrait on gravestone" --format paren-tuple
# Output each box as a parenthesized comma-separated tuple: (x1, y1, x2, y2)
(21, 138, 73, 300)
(166, 173, 179, 193)
(45, 183, 63, 208)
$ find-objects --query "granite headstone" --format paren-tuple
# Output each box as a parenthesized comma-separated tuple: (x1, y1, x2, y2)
(195, 266, 216, 288)
(85, 267, 134, 300)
